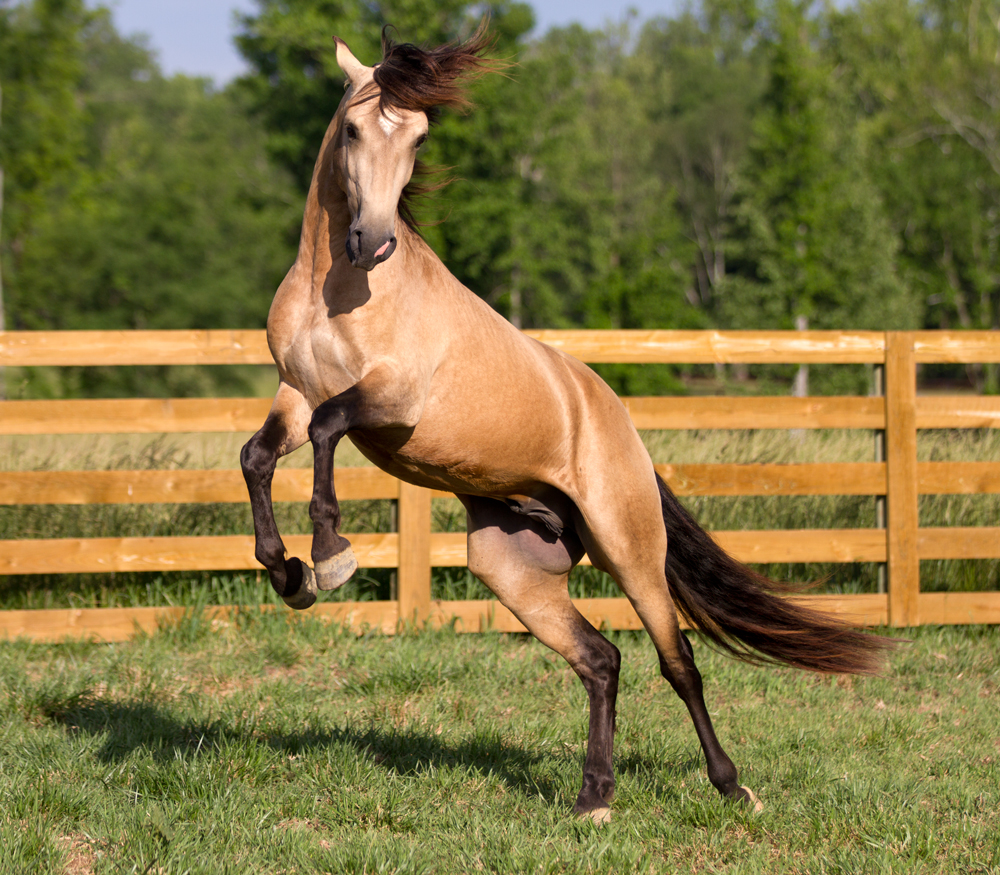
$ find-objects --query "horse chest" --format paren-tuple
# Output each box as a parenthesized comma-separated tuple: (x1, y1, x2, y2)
(270, 320, 373, 407)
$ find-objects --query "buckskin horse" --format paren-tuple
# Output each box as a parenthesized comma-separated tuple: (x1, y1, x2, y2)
(240, 25, 889, 823)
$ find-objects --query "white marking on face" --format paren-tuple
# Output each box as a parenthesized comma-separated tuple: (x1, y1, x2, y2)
(378, 111, 401, 137)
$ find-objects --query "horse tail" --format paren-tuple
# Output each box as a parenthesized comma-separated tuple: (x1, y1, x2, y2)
(656, 473, 892, 674)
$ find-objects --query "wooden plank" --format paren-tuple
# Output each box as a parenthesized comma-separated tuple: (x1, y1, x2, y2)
(429, 594, 889, 633)
(0, 398, 272, 435)
(918, 527, 1000, 560)
(913, 331, 1000, 364)
(0, 600, 400, 643)
(3, 461, 892, 506)
(9, 393, 998, 436)
(0, 330, 273, 366)
(655, 462, 885, 496)
(711, 529, 887, 563)
(0, 591, 906, 643)
(917, 462, 1000, 495)
(0, 467, 399, 505)
(427, 529, 887, 567)
(0, 395, 884, 436)
(918, 591, 1000, 625)
(430, 532, 469, 566)
(525, 330, 886, 364)
(308, 601, 400, 634)
(622, 396, 884, 430)
(3, 329, 995, 369)
(0, 533, 398, 575)
(915, 396, 1000, 429)
(397, 481, 431, 625)
(885, 333, 920, 627)
(1, 329, 888, 367)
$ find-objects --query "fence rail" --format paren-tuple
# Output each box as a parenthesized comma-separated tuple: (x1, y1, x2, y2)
(2, 329, 999, 641)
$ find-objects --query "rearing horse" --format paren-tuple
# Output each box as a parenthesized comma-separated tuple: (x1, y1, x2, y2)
(241, 27, 889, 823)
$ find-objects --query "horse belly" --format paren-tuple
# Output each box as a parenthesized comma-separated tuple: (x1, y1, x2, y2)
(347, 406, 561, 498)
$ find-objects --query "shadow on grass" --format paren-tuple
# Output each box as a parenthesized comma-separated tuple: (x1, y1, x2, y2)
(42, 695, 568, 801)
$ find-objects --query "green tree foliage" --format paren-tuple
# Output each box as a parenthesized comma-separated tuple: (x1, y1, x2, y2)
(0, 0, 89, 299)
(1, 3, 298, 397)
(827, 0, 1000, 389)
(635, 0, 767, 312)
(3, 0, 999, 400)
(719, 1, 913, 337)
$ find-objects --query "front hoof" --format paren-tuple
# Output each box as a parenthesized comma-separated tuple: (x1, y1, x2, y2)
(281, 559, 318, 610)
(736, 785, 764, 814)
(315, 546, 358, 591)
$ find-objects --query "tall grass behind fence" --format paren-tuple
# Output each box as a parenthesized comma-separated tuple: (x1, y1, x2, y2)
(1, 329, 999, 641)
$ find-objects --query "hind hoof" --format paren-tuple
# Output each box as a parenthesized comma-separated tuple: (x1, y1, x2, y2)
(580, 807, 611, 825)
(738, 786, 764, 814)
(281, 560, 317, 610)
(315, 547, 358, 591)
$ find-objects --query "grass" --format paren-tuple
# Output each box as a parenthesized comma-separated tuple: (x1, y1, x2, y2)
(2, 428, 999, 608)
(0, 620, 998, 873)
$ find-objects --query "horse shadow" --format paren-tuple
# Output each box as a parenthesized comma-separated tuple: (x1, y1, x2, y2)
(45, 694, 572, 802)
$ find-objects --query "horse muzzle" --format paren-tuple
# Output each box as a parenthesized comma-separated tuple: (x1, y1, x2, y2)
(346, 226, 397, 271)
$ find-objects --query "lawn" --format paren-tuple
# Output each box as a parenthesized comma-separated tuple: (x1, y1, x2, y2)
(1, 614, 997, 874)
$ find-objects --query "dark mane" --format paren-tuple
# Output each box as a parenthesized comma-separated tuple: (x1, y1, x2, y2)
(373, 22, 499, 119)
(366, 23, 504, 228)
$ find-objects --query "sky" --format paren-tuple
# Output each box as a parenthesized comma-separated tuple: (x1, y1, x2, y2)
(97, 1, 683, 84)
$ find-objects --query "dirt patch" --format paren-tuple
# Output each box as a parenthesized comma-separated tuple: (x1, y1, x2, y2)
(59, 834, 95, 875)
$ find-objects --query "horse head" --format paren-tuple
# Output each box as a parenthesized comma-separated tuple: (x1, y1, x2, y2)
(331, 27, 498, 271)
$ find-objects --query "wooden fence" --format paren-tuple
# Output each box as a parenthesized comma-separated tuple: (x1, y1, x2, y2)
(1, 329, 999, 642)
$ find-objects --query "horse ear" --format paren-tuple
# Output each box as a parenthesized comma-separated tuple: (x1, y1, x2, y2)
(333, 37, 369, 85)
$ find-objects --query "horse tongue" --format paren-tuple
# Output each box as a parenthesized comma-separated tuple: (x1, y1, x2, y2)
(374, 241, 390, 258)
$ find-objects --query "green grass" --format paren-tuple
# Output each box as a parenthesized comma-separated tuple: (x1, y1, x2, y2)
(1, 621, 998, 873)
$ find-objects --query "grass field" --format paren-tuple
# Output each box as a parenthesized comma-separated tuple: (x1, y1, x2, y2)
(2, 616, 998, 874)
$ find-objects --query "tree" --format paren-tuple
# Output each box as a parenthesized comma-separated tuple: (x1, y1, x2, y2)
(0, 0, 90, 342)
(720, 2, 913, 335)
(635, 0, 767, 313)
(828, 0, 1000, 390)
(2, 5, 299, 397)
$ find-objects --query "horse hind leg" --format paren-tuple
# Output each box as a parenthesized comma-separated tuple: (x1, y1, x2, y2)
(656, 614, 762, 812)
(575, 484, 762, 812)
(461, 495, 620, 823)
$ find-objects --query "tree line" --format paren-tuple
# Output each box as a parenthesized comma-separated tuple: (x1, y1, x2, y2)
(1, 0, 998, 397)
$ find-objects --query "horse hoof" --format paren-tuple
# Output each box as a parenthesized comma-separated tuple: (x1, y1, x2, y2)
(738, 786, 764, 814)
(315, 546, 358, 591)
(282, 560, 318, 610)
(581, 807, 611, 825)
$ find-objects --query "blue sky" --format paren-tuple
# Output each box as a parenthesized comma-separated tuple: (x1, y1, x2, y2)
(97, 1, 683, 84)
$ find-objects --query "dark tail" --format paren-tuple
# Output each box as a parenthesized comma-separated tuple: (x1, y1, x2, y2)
(657, 473, 893, 674)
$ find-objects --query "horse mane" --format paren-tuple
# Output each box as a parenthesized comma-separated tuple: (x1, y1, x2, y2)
(363, 23, 505, 228)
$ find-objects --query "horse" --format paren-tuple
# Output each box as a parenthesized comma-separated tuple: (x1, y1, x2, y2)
(240, 25, 891, 824)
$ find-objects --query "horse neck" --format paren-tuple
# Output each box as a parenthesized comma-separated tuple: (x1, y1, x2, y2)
(297, 121, 352, 266)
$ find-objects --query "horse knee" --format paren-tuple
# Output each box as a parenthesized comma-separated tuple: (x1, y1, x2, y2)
(308, 402, 349, 446)
(240, 434, 275, 489)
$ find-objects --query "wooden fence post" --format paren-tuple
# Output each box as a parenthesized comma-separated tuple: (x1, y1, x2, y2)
(397, 480, 432, 626)
(885, 332, 920, 627)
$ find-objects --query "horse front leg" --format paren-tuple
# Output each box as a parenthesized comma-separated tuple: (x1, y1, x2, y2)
(305, 378, 421, 591)
(305, 386, 367, 592)
(241, 386, 315, 609)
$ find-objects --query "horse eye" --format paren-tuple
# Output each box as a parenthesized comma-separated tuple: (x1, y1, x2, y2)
(415, 134, 428, 149)
(345, 123, 358, 141)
